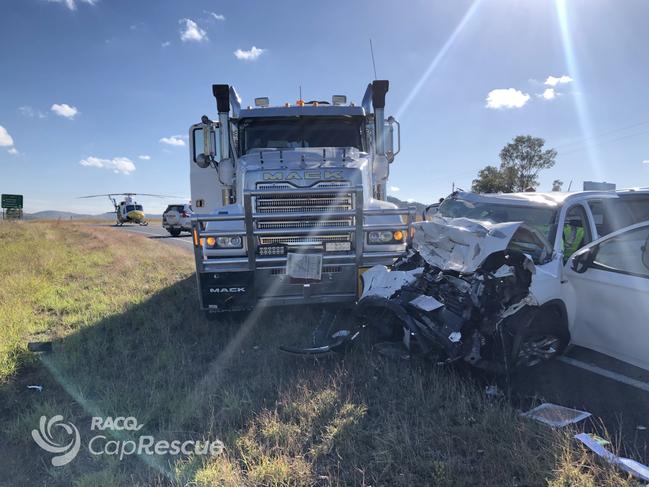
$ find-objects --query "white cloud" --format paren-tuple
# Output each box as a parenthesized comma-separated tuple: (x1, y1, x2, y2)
(8, 147, 19, 155)
(18, 106, 47, 118)
(234, 46, 265, 61)
(80, 156, 136, 175)
(544, 75, 573, 86)
(389, 186, 400, 192)
(0, 125, 15, 147)
(541, 88, 556, 100)
(161, 41, 171, 47)
(179, 19, 207, 42)
(138, 154, 151, 160)
(48, 0, 97, 11)
(51, 103, 79, 119)
(643, 160, 649, 165)
(159, 135, 186, 147)
(485, 88, 530, 109)
(206, 11, 225, 20)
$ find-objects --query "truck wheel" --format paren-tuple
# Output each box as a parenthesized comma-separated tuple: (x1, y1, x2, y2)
(509, 306, 569, 368)
(168, 228, 181, 237)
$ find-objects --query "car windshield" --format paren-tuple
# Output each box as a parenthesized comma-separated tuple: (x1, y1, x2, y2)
(239, 116, 364, 154)
(437, 196, 558, 256)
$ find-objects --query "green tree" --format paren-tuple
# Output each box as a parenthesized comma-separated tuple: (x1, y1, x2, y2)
(471, 135, 557, 193)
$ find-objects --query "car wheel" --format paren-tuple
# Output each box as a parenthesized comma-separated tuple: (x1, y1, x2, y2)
(510, 306, 569, 368)
(168, 228, 181, 237)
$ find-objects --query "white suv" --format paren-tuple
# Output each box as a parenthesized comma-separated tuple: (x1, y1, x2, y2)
(359, 190, 649, 372)
(162, 204, 193, 237)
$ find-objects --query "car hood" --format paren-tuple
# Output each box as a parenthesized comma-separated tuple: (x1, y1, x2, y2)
(412, 217, 550, 273)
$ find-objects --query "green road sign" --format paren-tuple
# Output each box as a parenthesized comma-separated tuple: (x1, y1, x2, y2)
(1, 194, 23, 209)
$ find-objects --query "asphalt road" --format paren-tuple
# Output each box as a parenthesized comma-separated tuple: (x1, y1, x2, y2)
(115, 221, 649, 462)
(109, 222, 194, 251)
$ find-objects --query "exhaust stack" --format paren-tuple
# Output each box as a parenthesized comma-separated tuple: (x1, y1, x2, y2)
(372, 80, 389, 200)
(212, 84, 235, 205)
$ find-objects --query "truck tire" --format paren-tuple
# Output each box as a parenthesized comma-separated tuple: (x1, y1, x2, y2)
(168, 228, 181, 237)
(508, 306, 569, 369)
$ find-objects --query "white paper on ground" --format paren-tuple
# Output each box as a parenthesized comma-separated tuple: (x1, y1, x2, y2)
(409, 294, 444, 312)
(520, 403, 591, 428)
(575, 432, 649, 482)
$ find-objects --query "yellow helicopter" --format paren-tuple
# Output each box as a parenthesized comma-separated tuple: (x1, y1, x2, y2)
(79, 193, 170, 226)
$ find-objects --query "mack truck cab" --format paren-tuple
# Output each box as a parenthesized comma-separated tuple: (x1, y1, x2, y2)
(189, 80, 415, 313)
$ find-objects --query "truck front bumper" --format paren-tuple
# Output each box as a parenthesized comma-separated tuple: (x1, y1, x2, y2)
(192, 185, 416, 312)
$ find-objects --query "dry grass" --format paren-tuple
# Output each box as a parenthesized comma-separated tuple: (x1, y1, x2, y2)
(0, 221, 641, 486)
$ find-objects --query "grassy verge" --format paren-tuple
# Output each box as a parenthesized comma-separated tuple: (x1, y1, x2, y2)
(0, 221, 640, 486)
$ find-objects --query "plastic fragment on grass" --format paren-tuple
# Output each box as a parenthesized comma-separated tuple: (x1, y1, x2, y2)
(520, 403, 591, 427)
(575, 432, 649, 482)
(27, 341, 52, 353)
(27, 385, 43, 392)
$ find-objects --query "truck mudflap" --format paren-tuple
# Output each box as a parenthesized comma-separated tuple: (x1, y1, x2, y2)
(200, 271, 256, 311)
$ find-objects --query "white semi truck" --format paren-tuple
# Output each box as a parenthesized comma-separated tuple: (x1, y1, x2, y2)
(188, 80, 415, 314)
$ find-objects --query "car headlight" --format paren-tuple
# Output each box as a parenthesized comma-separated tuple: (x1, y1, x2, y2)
(367, 230, 404, 244)
(205, 235, 243, 249)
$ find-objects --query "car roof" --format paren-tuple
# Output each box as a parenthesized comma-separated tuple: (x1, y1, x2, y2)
(451, 190, 621, 208)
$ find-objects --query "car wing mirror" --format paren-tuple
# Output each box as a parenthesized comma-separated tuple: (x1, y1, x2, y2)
(571, 247, 595, 273)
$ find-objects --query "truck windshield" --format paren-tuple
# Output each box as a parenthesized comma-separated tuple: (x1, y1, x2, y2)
(437, 196, 558, 250)
(239, 116, 364, 154)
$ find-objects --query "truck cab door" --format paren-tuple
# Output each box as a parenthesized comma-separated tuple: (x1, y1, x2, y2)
(189, 123, 222, 214)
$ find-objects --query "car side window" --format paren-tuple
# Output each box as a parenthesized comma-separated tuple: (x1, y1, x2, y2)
(562, 205, 592, 260)
(588, 199, 634, 237)
(592, 226, 649, 279)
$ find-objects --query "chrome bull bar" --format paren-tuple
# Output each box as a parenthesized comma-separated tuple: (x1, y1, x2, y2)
(191, 185, 416, 272)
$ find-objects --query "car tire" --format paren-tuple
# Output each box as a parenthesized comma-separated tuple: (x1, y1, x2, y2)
(168, 228, 181, 237)
(508, 306, 569, 369)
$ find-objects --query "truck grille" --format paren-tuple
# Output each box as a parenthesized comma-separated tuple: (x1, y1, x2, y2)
(255, 183, 354, 249)
(259, 235, 349, 246)
(255, 194, 353, 214)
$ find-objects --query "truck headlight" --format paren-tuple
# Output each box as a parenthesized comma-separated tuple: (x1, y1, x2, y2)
(367, 230, 404, 244)
(205, 236, 243, 249)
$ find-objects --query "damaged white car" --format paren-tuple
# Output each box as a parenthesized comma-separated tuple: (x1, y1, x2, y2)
(356, 190, 649, 372)
(358, 218, 559, 372)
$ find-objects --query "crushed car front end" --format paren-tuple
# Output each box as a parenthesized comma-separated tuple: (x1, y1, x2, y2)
(357, 216, 569, 372)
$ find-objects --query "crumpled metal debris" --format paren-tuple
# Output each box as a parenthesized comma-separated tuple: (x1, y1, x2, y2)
(575, 432, 649, 482)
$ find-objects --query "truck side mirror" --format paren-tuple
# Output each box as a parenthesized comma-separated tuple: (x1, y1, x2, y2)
(571, 246, 595, 273)
(192, 119, 220, 168)
(385, 116, 400, 163)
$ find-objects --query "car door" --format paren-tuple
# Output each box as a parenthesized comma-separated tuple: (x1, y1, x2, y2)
(565, 222, 649, 370)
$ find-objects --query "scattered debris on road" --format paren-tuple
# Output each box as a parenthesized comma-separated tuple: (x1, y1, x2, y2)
(575, 432, 649, 482)
(521, 402, 591, 428)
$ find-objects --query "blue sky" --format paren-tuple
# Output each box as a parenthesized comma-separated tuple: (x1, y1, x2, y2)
(1, 0, 648, 213)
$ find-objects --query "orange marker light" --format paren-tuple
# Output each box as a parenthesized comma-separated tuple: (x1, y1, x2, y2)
(393, 230, 404, 241)
(206, 237, 216, 247)
(296, 99, 305, 106)
(192, 228, 199, 246)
